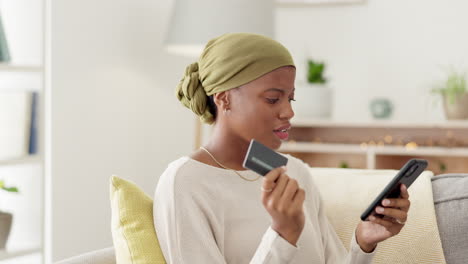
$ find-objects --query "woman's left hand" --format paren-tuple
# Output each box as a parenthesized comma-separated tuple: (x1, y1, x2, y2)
(355, 184, 411, 253)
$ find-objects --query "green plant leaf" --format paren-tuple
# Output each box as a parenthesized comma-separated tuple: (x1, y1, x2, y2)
(439, 162, 447, 173)
(3, 186, 18, 192)
(432, 68, 467, 105)
(307, 59, 327, 84)
(0, 180, 18, 193)
(339, 161, 349, 168)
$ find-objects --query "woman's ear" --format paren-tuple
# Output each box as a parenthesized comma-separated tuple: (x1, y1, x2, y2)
(213, 91, 231, 111)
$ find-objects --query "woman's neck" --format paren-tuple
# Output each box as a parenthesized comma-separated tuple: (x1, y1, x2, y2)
(203, 125, 249, 171)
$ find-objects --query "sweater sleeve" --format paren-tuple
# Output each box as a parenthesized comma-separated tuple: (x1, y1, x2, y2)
(153, 165, 226, 263)
(317, 200, 375, 264)
(298, 159, 376, 264)
(250, 226, 298, 264)
(153, 162, 300, 264)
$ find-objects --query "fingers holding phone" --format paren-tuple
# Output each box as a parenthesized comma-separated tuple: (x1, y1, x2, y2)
(371, 184, 410, 226)
(360, 184, 410, 251)
(360, 159, 426, 222)
(381, 184, 410, 210)
(261, 166, 305, 246)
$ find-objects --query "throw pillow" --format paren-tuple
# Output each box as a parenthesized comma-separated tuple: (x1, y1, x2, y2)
(110, 176, 166, 264)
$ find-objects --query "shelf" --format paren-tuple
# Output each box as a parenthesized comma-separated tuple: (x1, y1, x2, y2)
(373, 145, 468, 157)
(0, 155, 42, 166)
(0, 247, 41, 261)
(280, 142, 468, 157)
(280, 142, 365, 154)
(0, 63, 43, 73)
(1, 2, 46, 262)
(0, 63, 43, 91)
(0, 72, 42, 92)
(291, 117, 468, 129)
(283, 119, 468, 172)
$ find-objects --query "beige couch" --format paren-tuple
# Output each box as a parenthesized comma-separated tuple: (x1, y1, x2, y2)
(56, 170, 468, 264)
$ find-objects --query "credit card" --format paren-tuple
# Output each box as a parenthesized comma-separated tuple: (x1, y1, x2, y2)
(242, 139, 288, 176)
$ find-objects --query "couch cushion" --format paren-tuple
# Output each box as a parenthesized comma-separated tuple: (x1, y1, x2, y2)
(55, 247, 115, 264)
(432, 174, 468, 264)
(110, 176, 166, 264)
(310, 167, 446, 264)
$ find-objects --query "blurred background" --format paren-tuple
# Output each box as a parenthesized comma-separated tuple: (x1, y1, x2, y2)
(0, 0, 467, 263)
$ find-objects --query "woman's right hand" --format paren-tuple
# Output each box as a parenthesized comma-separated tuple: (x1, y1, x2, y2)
(261, 166, 306, 246)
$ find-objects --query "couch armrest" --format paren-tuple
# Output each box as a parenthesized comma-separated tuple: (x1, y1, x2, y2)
(55, 247, 115, 264)
(432, 173, 468, 264)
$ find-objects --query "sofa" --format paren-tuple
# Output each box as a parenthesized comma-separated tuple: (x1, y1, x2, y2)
(55, 170, 468, 264)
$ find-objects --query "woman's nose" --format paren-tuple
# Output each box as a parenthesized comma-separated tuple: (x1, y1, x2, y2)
(279, 102, 295, 120)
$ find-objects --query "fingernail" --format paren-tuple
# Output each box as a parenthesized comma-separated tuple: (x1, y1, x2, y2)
(382, 199, 390, 206)
(369, 216, 376, 221)
(281, 165, 287, 171)
(376, 207, 384, 213)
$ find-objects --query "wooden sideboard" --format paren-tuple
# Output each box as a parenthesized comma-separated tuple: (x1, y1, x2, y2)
(279, 118, 468, 174)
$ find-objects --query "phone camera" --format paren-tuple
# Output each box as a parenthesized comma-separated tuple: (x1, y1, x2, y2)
(405, 165, 418, 177)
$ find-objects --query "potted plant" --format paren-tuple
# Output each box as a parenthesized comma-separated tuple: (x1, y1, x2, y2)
(294, 59, 332, 118)
(432, 69, 468, 120)
(0, 180, 18, 249)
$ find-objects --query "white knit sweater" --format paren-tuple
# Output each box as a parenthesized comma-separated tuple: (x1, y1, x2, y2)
(153, 154, 375, 264)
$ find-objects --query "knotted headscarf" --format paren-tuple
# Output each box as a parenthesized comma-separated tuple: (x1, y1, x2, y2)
(176, 33, 295, 124)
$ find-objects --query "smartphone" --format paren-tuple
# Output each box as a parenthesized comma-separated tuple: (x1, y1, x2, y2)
(360, 158, 428, 221)
(242, 139, 288, 176)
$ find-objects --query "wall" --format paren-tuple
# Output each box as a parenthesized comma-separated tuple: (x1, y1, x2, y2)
(51, 0, 195, 260)
(276, 0, 468, 121)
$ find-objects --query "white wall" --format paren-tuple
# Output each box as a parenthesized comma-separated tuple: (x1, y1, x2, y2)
(276, 0, 468, 121)
(51, 0, 195, 260)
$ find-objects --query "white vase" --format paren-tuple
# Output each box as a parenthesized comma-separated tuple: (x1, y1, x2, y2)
(294, 83, 332, 118)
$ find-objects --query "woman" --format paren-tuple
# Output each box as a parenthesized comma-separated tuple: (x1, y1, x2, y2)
(153, 33, 410, 263)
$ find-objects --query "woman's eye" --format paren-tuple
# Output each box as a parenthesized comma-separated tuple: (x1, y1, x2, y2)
(266, 98, 296, 104)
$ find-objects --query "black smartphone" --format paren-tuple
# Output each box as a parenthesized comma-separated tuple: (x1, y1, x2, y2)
(242, 139, 288, 176)
(360, 159, 428, 221)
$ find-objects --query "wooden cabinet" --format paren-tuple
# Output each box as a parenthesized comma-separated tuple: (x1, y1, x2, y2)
(279, 118, 468, 174)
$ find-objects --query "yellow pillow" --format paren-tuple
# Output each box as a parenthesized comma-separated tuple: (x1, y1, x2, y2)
(110, 176, 166, 264)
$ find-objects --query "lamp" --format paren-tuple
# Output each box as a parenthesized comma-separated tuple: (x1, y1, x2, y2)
(165, 0, 274, 57)
(165, 0, 275, 149)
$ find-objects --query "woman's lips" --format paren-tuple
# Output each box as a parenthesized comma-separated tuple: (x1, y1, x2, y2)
(273, 124, 291, 140)
(273, 130, 289, 140)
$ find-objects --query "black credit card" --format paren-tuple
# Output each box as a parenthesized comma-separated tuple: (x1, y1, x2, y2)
(242, 139, 288, 176)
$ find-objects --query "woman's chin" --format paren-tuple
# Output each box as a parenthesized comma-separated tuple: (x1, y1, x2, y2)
(271, 138, 283, 150)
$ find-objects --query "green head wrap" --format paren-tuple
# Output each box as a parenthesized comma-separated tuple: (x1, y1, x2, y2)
(176, 33, 295, 124)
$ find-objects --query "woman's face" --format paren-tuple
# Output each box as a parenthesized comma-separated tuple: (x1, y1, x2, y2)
(226, 66, 296, 150)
